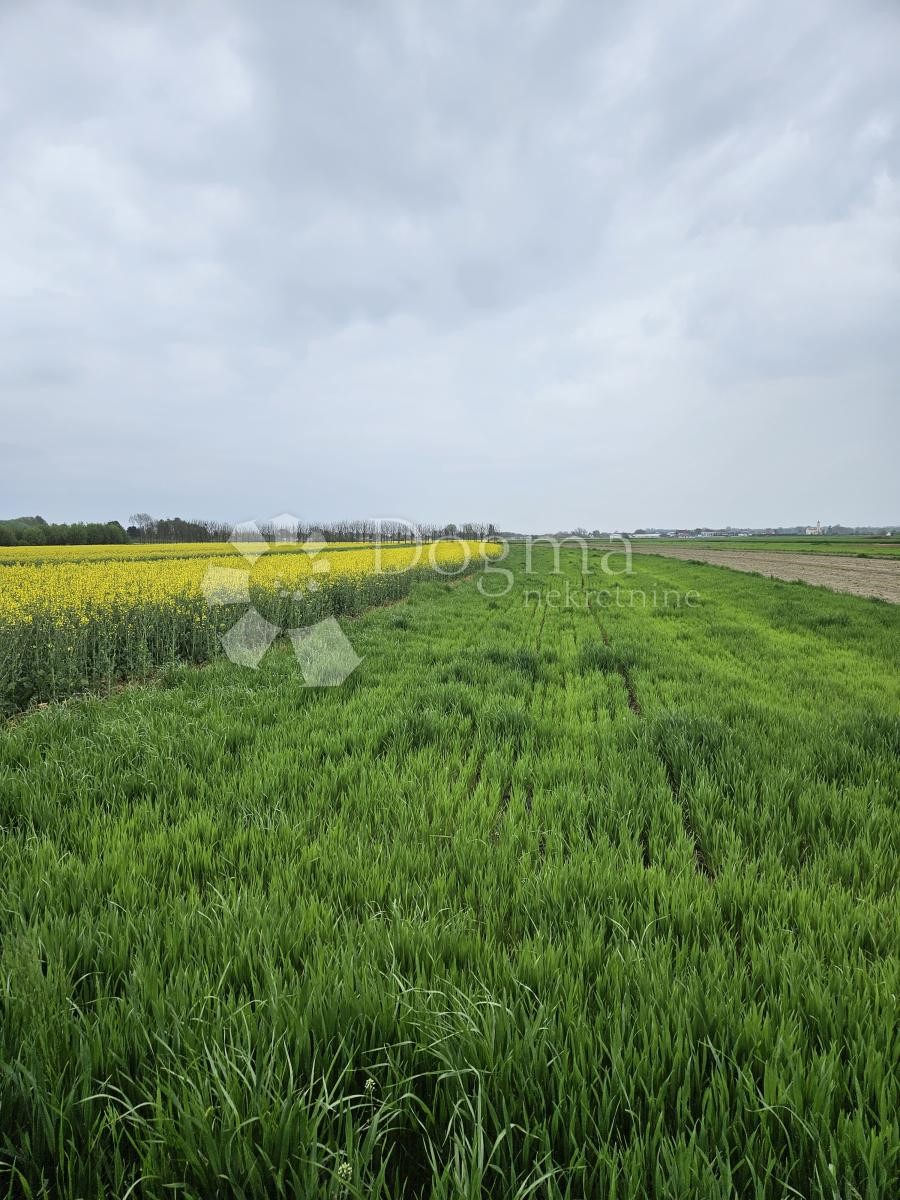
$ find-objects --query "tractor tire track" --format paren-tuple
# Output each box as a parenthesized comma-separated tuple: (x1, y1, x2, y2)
(586, 594, 714, 879)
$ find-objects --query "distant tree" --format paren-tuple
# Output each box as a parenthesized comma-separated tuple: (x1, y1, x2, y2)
(19, 524, 48, 545)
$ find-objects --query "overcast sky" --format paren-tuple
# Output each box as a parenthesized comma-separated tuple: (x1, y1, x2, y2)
(1, 0, 898, 531)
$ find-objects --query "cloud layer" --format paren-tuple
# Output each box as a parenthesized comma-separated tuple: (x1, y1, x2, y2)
(1, 0, 898, 529)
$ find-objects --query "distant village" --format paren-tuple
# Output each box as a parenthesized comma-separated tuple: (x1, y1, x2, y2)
(627, 522, 896, 538)
(498, 523, 899, 541)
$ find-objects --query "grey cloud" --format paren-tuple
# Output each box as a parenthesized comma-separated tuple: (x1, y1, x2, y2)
(0, 0, 898, 530)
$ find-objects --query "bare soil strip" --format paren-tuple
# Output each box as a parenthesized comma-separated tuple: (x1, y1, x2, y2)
(633, 546, 900, 603)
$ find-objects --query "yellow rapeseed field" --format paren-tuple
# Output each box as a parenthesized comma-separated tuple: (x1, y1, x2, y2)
(0, 541, 500, 624)
(0, 540, 374, 566)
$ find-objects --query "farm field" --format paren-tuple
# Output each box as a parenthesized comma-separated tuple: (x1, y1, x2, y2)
(1, 546, 897, 1199)
(629, 538, 900, 559)
(0, 540, 497, 716)
(628, 545, 900, 603)
(0, 541, 396, 567)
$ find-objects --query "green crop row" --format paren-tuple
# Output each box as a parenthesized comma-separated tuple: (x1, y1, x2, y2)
(0, 548, 897, 1198)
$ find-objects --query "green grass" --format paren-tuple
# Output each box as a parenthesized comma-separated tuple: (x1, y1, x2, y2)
(0, 548, 897, 1198)
(627, 537, 900, 558)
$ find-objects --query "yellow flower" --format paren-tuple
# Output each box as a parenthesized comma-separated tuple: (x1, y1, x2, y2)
(0, 541, 502, 625)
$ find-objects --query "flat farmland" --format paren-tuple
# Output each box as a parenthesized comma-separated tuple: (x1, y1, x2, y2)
(1, 545, 897, 1199)
(628, 545, 900, 603)
(629, 538, 900, 559)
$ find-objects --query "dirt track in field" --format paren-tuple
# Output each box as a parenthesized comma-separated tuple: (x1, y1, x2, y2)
(633, 546, 900, 603)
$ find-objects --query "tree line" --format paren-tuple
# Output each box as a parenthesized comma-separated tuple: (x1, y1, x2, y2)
(128, 514, 499, 544)
(0, 514, 499, 547)
(0, 516, 129, 547)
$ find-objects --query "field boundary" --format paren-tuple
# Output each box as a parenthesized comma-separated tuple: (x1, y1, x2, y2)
(632, 545, 900, 602)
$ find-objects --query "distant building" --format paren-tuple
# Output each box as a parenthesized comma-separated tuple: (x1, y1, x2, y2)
(805, 521, 824, 535)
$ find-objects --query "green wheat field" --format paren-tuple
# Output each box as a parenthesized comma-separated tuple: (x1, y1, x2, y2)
(1, 546, 897, 1199)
